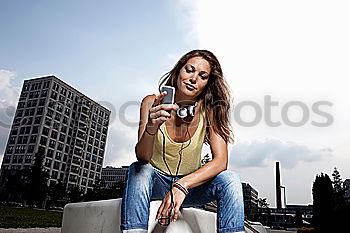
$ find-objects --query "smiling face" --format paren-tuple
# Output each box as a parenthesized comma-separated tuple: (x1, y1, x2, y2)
(176, 56, 211, 102)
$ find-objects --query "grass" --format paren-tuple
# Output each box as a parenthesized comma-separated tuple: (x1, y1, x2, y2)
(0, 206, 63, 228)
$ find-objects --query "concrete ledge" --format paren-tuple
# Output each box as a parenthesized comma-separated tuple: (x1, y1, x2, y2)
(61, 198, 217, 233)
(61, 198, 269, 233)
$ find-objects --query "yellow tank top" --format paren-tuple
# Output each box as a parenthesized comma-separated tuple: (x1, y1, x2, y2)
(150, 107, 206, 176)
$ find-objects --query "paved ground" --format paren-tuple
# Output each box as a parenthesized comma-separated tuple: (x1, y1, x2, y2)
(0, 228, 61, 233)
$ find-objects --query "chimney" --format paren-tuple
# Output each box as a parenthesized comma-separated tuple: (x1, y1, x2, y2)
(276, 161, 282, 209)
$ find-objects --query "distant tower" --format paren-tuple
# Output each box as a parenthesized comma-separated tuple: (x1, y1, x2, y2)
(275, 161, 282, 209)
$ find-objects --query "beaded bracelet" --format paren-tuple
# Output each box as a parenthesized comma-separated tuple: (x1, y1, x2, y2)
(145, 126, 157, 136)
(172, 182, 189, 196)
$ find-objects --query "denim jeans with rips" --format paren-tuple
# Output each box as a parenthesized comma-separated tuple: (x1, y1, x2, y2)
(120, 161, 245, 233)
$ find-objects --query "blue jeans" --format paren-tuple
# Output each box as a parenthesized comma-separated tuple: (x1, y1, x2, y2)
(120, 161, 245, 233)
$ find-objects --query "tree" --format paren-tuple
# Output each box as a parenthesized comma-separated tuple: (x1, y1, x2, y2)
(48, 181, 67, 207)
(67, 185, 84, 203)
(258, 198, 269, 209)
(331, 167, 348, 231)
(83, 179, 125, 201)
(25, 147, 50, 207)
(331, 167, 346, 209)
(312, 173, 334, 232)
(257, 198, 271, 226)
(0, 169, 27, 202)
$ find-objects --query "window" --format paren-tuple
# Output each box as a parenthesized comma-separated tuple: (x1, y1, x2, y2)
(45, 117, 51, 126)
(55, 152, 62, 160)
(42, 127, 50, 136)
(57, 143, 64, 151)
(40, 136, 47, 146)
(59, 134, 65, 142)
(53, 161, 60, 170)
(50, 130, 58, 139)
(27, 145, 35, 153)
(45, 158, 52, 167)
(49, 139, 56, 148)
(38, 98, 46, 106)
(51, 91, 58, 100)
(51, 170, 58, 179)
(32, 126, 39, 134)
(34, 116, 41, 124)
(61, 163, 66, 172)
(9, 136, 16, 144)
(41, 90, 48, 97)
(57, 104, 63, 112)
(55, 113, 61, 121)
(7, 146, 14, 153)
(23, 84, 30, 91)
(43, 81, 50, 89)
(64, 108, 70, 116)
(47, 108, 54, 117)
(47, 149, 54, 157)
(30, 135, 37, 143)
(25, 126, 31, 134)
(36, 107, 44, 115)
(18, 102, 25, 108)
(97, 158, 103, 165)
(61, 125, 67, 133)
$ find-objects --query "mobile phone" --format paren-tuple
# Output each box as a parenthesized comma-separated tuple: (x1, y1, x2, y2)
(160, 86, 175, 105)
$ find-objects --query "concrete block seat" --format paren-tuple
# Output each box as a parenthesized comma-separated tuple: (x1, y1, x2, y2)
(61, 198, 217, 233)
(61, 198, 266, 233)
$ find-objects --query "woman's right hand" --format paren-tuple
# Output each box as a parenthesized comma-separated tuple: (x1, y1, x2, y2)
(146, 91, 179, 134)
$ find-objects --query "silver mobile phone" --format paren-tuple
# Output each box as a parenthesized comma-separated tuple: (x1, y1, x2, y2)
(160, 86, 175, 105)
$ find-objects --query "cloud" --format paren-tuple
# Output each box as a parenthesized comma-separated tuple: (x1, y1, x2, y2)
(0, 70, 20, 107)
(0, 70, 20, 164)
(230, 138, 333, 169)
(103, 118, 138, 168)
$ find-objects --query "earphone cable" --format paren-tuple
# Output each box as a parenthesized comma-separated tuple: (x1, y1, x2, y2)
(158, 124, 191, 224)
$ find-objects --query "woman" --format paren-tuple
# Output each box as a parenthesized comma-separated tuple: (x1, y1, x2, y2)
(120, 50, 244, 233)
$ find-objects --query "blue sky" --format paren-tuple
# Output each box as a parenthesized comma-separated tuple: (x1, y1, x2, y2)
(1, 0, 350, 206)
(0, 0, 193, 99)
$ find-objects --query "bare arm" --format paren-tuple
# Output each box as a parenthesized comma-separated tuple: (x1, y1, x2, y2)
(135, 93, 178, 162)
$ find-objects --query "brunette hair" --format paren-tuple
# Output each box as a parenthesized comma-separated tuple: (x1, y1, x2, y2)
(159, 49, 233, 144)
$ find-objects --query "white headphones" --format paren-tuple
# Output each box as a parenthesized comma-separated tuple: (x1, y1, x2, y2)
(176, 102, 198, 118)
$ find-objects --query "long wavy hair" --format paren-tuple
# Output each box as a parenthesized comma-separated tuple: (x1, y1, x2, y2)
(159, 50, 233, 144)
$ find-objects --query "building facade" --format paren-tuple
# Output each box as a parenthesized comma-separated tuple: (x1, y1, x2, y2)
(242, 182, 259, 220)
(0, 75, 110, 193)
(101, 166, 129, 188)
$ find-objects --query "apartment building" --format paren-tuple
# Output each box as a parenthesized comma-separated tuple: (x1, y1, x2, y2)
(0, 75, 110, 193)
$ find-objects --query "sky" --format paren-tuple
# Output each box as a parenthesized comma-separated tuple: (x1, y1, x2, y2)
(1, 0, 349, 207)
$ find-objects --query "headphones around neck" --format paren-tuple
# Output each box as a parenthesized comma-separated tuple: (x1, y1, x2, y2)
(176, 102, 198, 118)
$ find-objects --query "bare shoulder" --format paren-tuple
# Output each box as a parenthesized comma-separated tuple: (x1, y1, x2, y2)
(141, 94, 156, 110)
(142, 94, 156, 104)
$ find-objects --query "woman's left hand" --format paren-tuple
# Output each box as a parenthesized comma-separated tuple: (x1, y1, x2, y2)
(156, 186, 186, 223)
